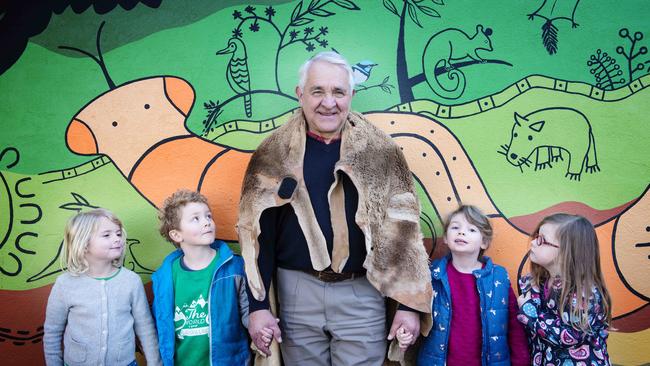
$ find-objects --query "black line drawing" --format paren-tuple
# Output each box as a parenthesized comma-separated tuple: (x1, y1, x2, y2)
(587, 49, 625, 90)
(420, 25, 502, 100)
(124, 238, 155, 275)
(208, 1, 359, 127)
(616, 28, 648, 83)
(58, 192, 99, 213)
(498, 107, 599, 181)
(383, 0, 511, 102)
(58, 21, 116, 90)
(0, 147, 42, 277)
(355, 76, 395, 94)
(26, 240, 65, 283)
(383, 0, 443, 102)
(223, 0, 359, 91)
(216, 37, 252, 117)
(527, 0, 581, 55)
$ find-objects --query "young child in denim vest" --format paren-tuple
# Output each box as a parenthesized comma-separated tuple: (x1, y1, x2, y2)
(44, 208, 161, 366)
(415, 205, 529, 365)
(151, 189, 250, 366)
(517, 214, 612, 365)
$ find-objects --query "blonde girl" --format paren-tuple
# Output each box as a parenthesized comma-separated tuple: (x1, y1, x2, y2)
(517, 213, 612, 365)
(44, 209, 161, 366)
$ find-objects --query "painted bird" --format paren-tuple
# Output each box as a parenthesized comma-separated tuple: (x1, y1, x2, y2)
(352, 60, 377, 84)
(216, 37, 252, 117)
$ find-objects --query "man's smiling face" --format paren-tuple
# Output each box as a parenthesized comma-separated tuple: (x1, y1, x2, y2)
(296, 60, 354, 140)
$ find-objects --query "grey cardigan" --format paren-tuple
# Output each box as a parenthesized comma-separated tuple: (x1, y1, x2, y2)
(44, 268, 162, 366)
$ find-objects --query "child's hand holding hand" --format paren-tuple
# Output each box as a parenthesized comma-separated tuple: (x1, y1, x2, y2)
(260, 327, 274, 347)
(395, 326, 413, 350)
(517, 291, 532, 307)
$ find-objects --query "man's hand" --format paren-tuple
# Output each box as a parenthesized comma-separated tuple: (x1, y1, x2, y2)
(248, 309, 282, 356)
(387, 310, 420, 349)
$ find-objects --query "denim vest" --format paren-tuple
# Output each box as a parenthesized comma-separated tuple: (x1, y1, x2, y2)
(152, 240, 250, 366)
(418, 255, 511, 366)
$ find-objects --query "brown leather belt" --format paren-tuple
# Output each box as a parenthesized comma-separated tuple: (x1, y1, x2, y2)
(302, 269, 366, 283)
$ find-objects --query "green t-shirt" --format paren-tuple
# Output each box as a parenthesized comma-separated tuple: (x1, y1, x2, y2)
(172, 251, 218, 366)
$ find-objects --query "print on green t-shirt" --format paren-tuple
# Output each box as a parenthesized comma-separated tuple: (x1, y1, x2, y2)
(172, 251, 219, 365)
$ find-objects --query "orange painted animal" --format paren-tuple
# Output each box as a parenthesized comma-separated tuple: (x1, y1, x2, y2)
(66, 76, 251, 241)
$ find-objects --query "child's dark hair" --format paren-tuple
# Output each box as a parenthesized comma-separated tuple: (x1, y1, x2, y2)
(444, 205, 493, 257)
(158, 189, 209, 247)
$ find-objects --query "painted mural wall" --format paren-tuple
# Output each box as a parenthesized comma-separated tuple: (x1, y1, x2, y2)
(1, 0, 649, 364)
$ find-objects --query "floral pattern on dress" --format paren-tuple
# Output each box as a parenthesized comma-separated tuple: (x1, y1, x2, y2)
(516, 274, 611, 366)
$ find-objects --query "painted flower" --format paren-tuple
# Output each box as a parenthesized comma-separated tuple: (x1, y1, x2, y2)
(232, 28, 243, 38)
(245, 5, 256, 14)
(265, 6, 276, 17)
(319, 26, 329, 35)
(232, 10, 242, 19)
(289, 30, 299, 40)
(305, 42, 316, 52)
(319, 39, 328, 48)
(249, 22, 260, 32)
(304, 26, 314, 36)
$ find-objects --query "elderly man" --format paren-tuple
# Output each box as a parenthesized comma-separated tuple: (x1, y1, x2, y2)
(237, 52, 432, 365)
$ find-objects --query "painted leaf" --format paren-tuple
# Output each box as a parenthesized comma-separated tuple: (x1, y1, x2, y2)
(292, 18, 314, 26)
(311, 8, 335, 17)
(308, 0, 322, 10)
(291, 1, 303, 22)
(542, 20, 558, 55)
(418, 5, 440, 18)
(383, 0, 399, 16)
(332, 0, 360, 11)
(431, 0, 444, 5)
(407, 2, 422, 27)
(71, 192, 89, 205)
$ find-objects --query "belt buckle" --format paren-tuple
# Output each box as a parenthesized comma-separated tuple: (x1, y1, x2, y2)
(317, 270, 331, 282)
(317, 270, 342, 282)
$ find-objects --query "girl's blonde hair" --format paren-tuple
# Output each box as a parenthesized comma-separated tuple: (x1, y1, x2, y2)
(529, 213, 612, 333)
(62, 208, 126, 275)
(443, 205, 493, 257)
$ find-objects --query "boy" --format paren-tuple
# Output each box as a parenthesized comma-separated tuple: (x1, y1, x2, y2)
(152, 189, 250, 366)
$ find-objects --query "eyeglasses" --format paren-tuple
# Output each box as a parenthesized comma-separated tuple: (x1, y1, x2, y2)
(532, 233, 560, 248)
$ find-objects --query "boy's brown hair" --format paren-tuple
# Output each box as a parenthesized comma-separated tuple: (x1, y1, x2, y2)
(159, 189, 210, 247)
(443, 205, 493, 257)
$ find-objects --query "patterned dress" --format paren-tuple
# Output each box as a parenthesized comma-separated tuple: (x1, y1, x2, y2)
(517, 275, 610, 366)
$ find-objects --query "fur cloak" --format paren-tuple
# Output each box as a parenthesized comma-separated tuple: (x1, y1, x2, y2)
(238, 109, 433, 363)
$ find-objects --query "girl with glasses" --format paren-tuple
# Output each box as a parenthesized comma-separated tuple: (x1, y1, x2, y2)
(517, 213, 612, 365)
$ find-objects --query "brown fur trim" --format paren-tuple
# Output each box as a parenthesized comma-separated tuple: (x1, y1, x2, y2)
(238, 109, 433, 332)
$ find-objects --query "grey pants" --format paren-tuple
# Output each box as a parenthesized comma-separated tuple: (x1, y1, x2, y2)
(277, 268, 387, 366)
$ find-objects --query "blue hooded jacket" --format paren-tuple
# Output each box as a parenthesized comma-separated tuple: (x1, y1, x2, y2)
(418, 255, 511, 366)
(152, 240, 250, 366)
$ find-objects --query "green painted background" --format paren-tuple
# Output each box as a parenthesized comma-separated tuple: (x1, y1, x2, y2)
(1, 0, 649, 364)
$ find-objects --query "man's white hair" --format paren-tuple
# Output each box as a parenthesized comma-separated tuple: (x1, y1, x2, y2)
(298, 51, 355, 92)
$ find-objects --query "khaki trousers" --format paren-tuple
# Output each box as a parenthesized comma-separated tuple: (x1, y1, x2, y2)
(277, 268, 387, 366)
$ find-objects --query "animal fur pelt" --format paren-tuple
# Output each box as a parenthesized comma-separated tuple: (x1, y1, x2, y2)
(238, 109, 433, 364)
